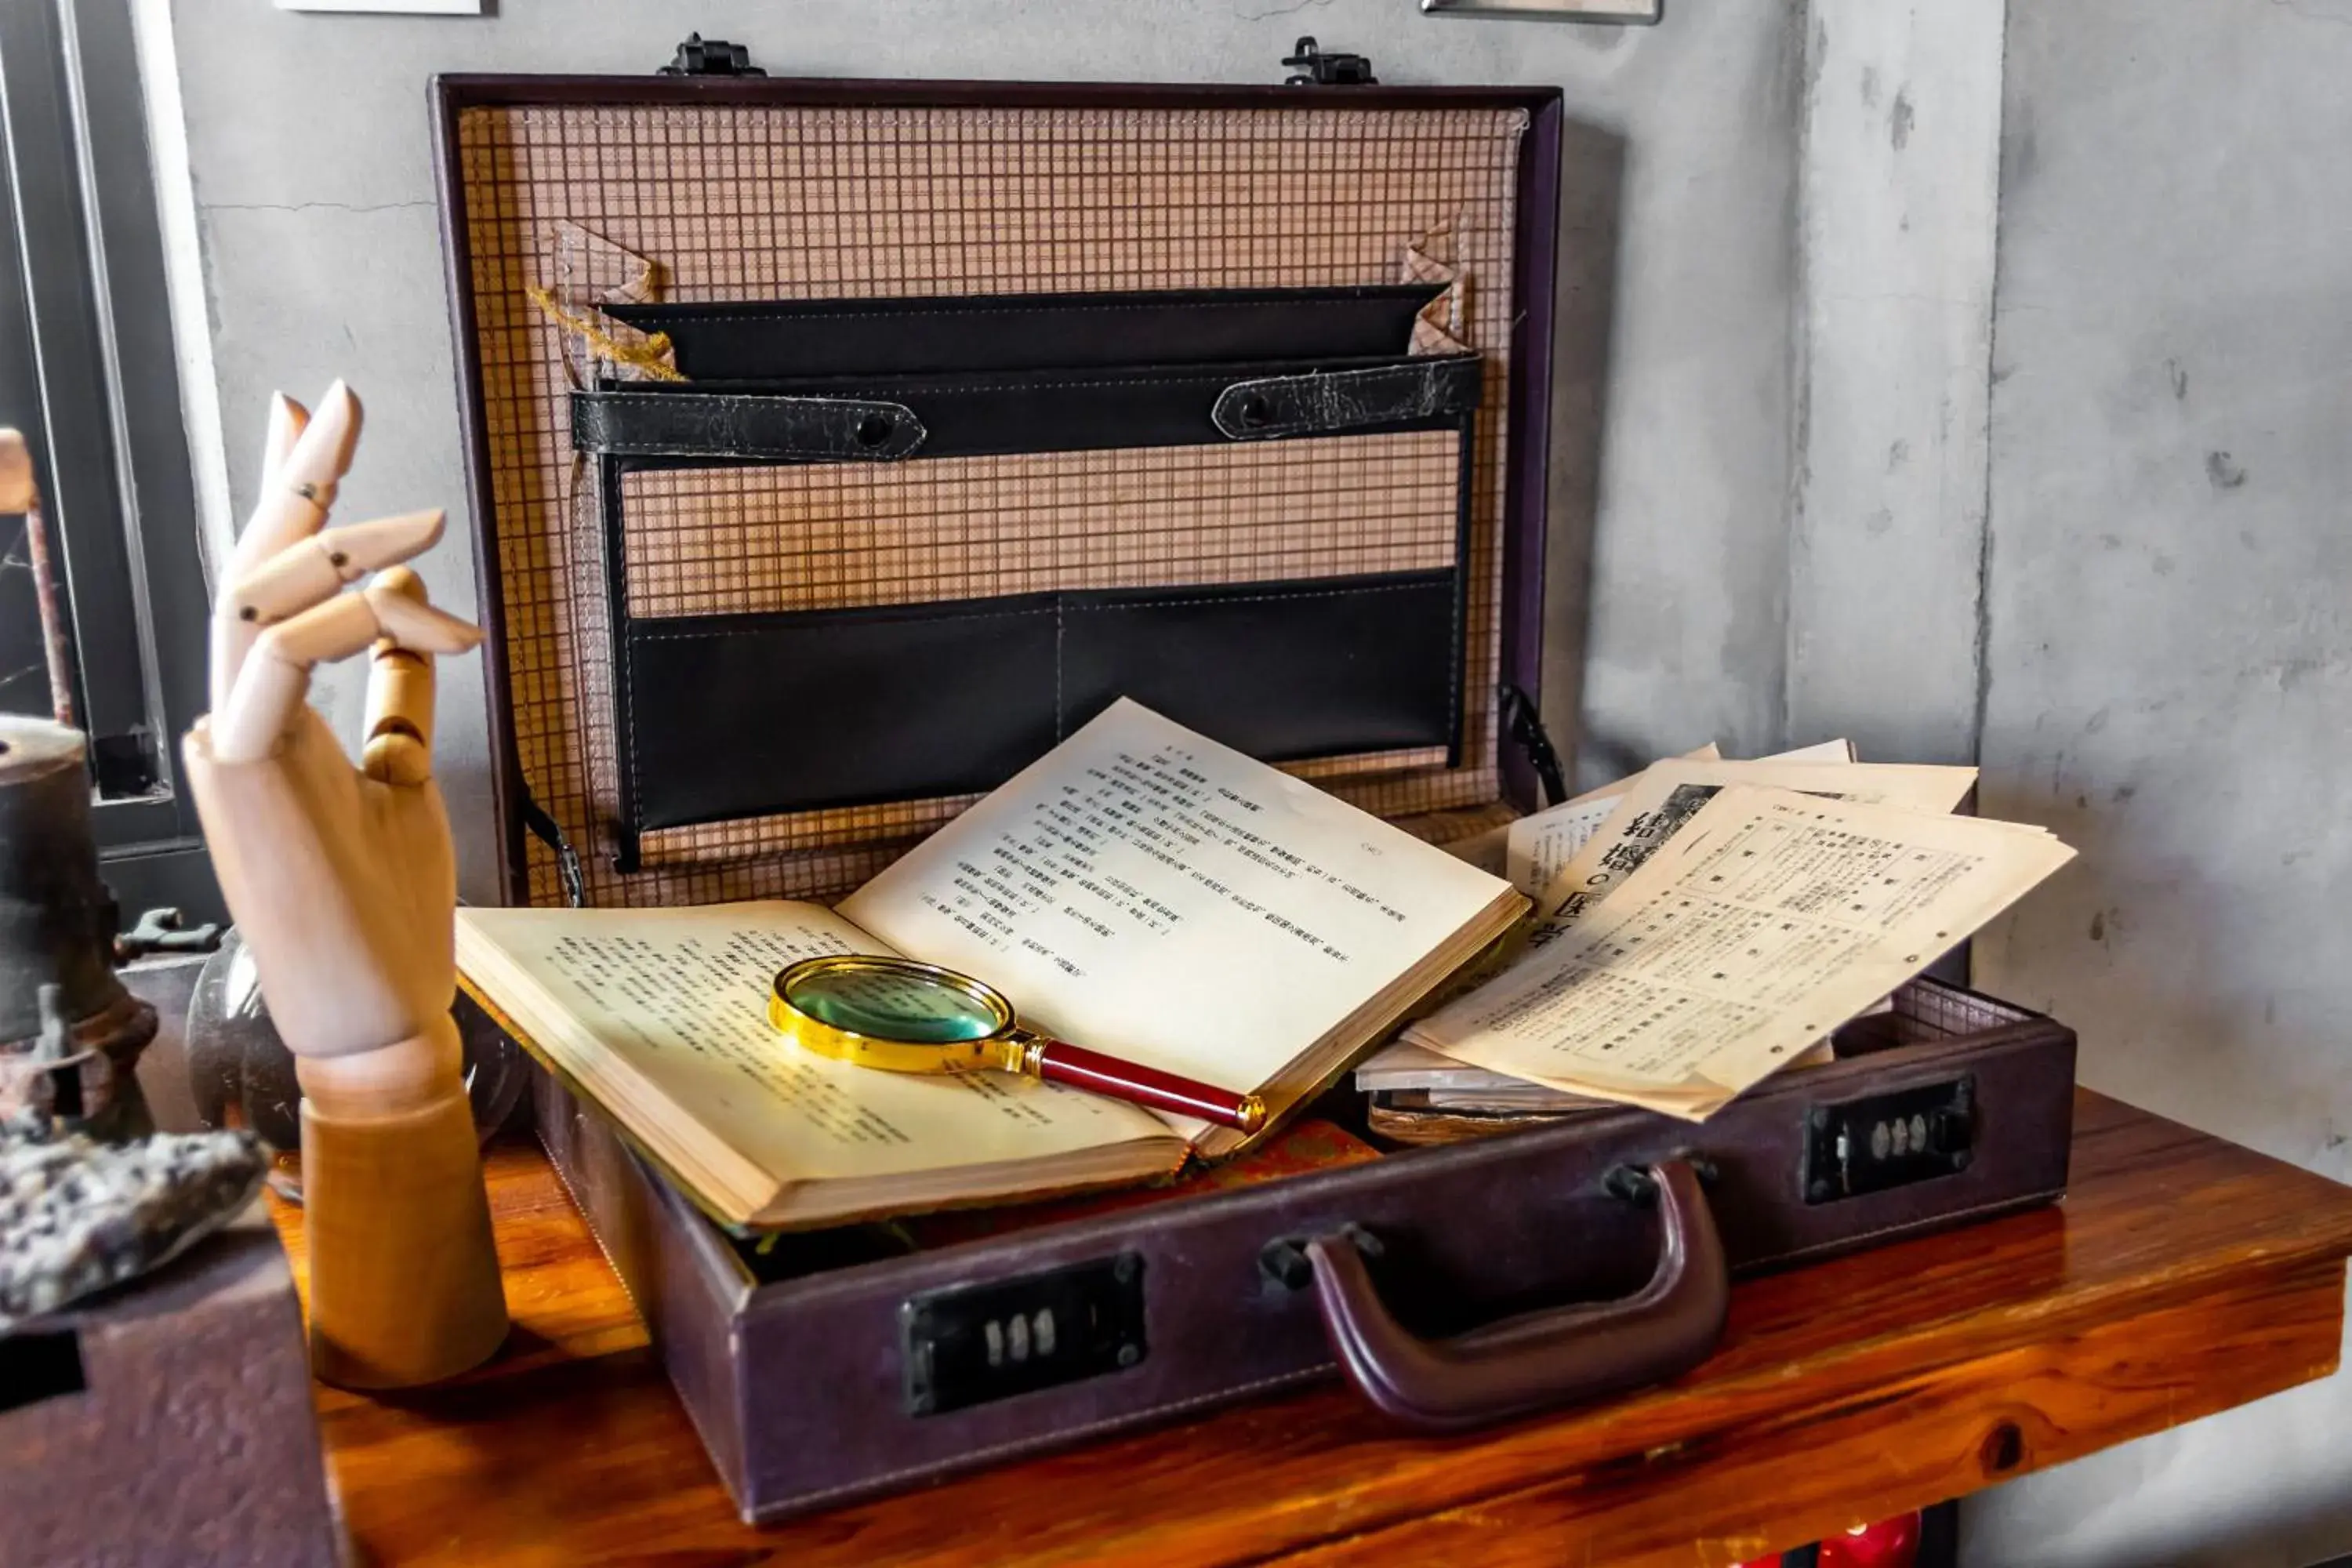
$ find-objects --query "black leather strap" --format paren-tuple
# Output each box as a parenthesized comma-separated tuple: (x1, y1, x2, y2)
(1212, 354, 1483, 440)
(571, 389, 926, 462)
(573, 354, 1477, 467)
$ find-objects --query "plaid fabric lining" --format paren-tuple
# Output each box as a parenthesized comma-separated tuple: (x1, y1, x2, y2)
(455, 101, 1526, 907)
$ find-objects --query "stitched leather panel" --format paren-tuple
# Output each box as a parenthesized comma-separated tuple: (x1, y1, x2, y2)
(626, 598, 1062, 830)
(1058, 576, 1459, 761)
(1211, 354, 1484, 440)
(622, 570, 1461, 832)
(605, 284, 1445, 379)
(572, 390, 927, 461)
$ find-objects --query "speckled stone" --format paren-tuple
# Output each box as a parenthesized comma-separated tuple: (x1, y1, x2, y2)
(0, 1112, 266, 1330)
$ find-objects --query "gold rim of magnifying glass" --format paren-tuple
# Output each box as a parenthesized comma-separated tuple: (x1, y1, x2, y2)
(768, 954, 1023, 1074)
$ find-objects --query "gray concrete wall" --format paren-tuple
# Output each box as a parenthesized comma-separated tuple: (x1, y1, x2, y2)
(1963, 2, 2352, 1564)
(140, 0, 1804, 899)
(1788, 0, 2002, 771)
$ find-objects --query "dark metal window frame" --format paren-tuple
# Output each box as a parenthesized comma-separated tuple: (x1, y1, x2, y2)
(0, 0, 220, 920)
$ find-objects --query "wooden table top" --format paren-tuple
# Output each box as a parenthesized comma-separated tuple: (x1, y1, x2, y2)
(273, 1091, 2352, 1567)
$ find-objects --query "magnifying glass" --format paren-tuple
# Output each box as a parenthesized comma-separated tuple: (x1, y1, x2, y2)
(768, 954, 1265, 1132)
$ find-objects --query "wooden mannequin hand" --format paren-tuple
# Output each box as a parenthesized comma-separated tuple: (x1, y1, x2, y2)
(180, 384, 511, 1389)
(183, 383, 485, 1067)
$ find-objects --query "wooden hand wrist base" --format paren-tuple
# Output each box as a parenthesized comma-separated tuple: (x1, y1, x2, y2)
(296, 1015, 509, 1389)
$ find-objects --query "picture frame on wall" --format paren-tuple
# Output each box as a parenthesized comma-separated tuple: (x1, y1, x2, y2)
(1422, 0, 1662, 21)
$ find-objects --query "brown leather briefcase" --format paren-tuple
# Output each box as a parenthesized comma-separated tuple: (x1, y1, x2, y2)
(434, 46, 2077, 1523)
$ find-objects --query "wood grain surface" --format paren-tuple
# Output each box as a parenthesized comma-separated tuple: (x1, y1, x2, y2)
(274, 1091, 2352, 1566)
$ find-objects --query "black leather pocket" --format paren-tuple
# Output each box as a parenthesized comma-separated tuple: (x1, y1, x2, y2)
(606, 285, 1443, 380)
(1058, 577, 1459, 762)
(618, 571, 1461, 841)
(623, 599, 1062, 830)
(590, 283, 1481, 866)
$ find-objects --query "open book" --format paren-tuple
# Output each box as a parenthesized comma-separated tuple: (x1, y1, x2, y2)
(457, 699, 1525, 1229)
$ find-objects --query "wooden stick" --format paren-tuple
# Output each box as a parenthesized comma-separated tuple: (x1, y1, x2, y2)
(0, 429, 78, 727)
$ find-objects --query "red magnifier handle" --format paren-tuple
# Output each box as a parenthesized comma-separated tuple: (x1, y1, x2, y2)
(1025, 1039, 1266, 1133)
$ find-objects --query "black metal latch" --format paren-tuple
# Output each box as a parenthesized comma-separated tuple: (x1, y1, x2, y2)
(659, 34, 766, 78)
(1283, 37, 1377, 85)
(902, 1253, 1147, 1415)
(1803, 1076, 1976, 1203)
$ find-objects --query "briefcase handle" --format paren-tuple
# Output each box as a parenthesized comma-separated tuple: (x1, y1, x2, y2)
(1291, 1159, 1729, 1431)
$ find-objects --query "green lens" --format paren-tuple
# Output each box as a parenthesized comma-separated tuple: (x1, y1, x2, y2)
(788, 965, 1002, 1044)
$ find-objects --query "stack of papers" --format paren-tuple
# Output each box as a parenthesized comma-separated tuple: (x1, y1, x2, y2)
(1362, 739, 2074, 1122)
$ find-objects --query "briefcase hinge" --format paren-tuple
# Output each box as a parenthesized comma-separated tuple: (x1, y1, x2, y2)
(657, 34, 766, 78)
(1500, 684, 1568, 808)
(1282, 36, 1377, 85)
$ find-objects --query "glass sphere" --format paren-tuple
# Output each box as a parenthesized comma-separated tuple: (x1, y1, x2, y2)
(184, 927, 528, 1202)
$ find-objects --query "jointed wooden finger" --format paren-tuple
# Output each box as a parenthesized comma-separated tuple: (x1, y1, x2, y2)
(230, 510, 446, 627)
(233, 382, 359, 574)
(365, 578, 482, 657)
(364, 568, 436, 785)
(216, 389, 335, 711)
(254, 393, 307, 503)
(212, 574, 483, 764)
(214, 593, 370, 762)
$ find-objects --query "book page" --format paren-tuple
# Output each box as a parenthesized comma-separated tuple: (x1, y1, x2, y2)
(1442, 822, 1510, 877)
(1407, 787, 2075, 1118)
(1535, 757, 1979, 927)
(456, 902, 1166, 1188)
(1502, 796, 1624, 901)
(840, 699, 1515, 1105)
(1500, 740, 1848, 902)
(1490, 742, 1719, 897)
(1766, 738, 1860, 764)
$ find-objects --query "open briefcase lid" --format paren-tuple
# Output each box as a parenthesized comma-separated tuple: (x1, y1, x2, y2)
(434, 61, 1566, 915)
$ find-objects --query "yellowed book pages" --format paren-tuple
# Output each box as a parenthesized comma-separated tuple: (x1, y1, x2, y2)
(1471, 741, 1721, 893)
(1405, 786, 2075, 1120)
(1558, 741, 1723, 807)
(458, 701, 1522, 1220)
(842, 698, 1524, 1160)
(455, 901, 1181, 1228)
(1443, 821, 1512, 878)
(1536, 757, 1979, 925)
(1362, 1035, 1835, 1110)
(1760, 737, 1859, 764)
(1450, 739, 1857, 884)
(1501, 739, 1857, 902)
